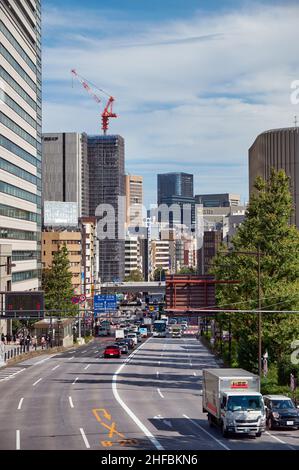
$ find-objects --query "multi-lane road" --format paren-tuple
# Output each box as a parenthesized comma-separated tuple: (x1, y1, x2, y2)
(0, 336, 298, 450)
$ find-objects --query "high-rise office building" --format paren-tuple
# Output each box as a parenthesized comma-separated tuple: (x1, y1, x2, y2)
(157, 173, 195, 228)
(157, 172, 193, 206)
(249, 127, 299, 227)
(125, 174, 143, 228)
(88, 135, 125, 282)
(0, 0, 42, 291)
(42, 132, 89, 218)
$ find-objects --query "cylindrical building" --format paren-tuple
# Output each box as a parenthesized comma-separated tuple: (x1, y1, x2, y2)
(249, 127, 299, 226)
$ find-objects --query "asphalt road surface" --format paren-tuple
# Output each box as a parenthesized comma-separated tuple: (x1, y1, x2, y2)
(0, 335, 298, 450)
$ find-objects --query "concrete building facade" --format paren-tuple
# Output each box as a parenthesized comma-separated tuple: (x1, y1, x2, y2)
(125, 174, 143, 228)
(0, 0, 42, 291)
(42, 229, 82, 295)
(249, 127, 299, 227)
(195, 193, 241, 207)
(42, 132, 89, 218)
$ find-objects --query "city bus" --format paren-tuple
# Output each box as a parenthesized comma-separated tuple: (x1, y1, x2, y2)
(153, 320, 167, 338)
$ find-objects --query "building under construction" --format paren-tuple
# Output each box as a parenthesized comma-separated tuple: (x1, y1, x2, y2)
(88, 135, 125, 282)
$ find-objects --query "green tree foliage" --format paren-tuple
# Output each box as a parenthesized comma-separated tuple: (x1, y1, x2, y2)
(124, 269, 144, 282)
(212, 169, 299, 371)
(153, 267, 166, 281)
(177, 266, 197, 275)
(42, 244, 78, 316)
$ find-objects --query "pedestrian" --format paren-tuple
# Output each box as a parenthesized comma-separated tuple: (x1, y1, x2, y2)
(1, 333, 4, 343)
(13, 333, 16, 344)
(32, 335, 37, 351)
(41, 336, 45, 350)
(26, 334, 31, 352)
(45, 334, 50, 349)
(6, 333, 11, 345)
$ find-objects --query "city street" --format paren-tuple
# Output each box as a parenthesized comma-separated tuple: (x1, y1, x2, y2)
(0, 336, 298, 451)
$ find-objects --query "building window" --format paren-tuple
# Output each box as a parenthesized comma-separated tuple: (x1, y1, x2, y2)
(0, 20, 36, 72)
(2, 91, 36, 129)
(0, 181, 38, 204)
(12, 269, 38, 283)
(0, 135, 38, 167)
(0, 44, 36, 91)
(0, 203, 37, 222)
(0, 158, 36, 185)
(1, 112, 37, 148)
(0, 227, 37, 241)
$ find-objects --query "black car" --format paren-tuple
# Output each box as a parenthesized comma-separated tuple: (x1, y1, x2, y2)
(264, 395, 299, 430)
(121, 337, 135, 350)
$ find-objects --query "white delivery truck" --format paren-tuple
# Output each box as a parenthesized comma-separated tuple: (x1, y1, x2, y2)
(115, 328, 125, 340)
(202, 368, 266, 438)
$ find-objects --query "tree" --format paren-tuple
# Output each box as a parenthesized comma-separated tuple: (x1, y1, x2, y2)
(42, 244, 78, 316)
(124, 269, 144, 282)
(177, 266, 196, 275)
(212, 169, 299, 371)
(153, 267, 166, 281)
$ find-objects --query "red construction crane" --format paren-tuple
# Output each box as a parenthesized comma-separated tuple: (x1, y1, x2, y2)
(71, 69, 117, 135)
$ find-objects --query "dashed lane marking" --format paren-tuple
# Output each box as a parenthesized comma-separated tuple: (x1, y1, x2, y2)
(69, 396, 74, 408)
(52, 365, 60, 371)
(80, 427, 90, 448)
(17, 398, 24, 410)
(157, 388, 164, 398)
(32, 378, 42, 387)
(265, 431, 296, 450)
(84, 364, 91, 370)
(16, 430, 20, 450)
(72, 377, 79, 385)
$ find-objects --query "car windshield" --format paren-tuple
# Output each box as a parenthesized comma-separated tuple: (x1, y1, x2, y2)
(271, 400, 295, 409)
(227, 395, 264, 412)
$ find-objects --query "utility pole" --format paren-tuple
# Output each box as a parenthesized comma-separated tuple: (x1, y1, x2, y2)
(257, 245, 262, 378)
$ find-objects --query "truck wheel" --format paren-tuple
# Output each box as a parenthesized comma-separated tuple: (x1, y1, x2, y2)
(208, 413, 213, 427)
(221, 423, 228, 438)
(256, 432, 262, 437)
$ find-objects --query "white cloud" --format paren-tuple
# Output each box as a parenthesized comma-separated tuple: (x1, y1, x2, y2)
(42, 3, 299, 206)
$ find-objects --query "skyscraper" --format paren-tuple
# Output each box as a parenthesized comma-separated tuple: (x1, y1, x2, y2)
(157, 172, 195, 228)
(42, 132, 89, 218)
(125, 174, 143, 228)
(157, 172, 193, 206)
(0, 0, 42, 291)
(249, 127, 299, 227)
(88, 135, 125, 282)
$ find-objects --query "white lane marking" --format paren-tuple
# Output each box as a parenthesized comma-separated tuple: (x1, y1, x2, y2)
(72, 377, 79, 385)
(17, 398, 24, 410)
(52, 365, 60, 371)
(158, 361, 161, 365)
(34, 357, 51, 365)
(84, 364, 91, 370)
(157, 388, 164, 398)
(156, 371, 159, 377)
(193, 372, 196, 376)
(79, 427, 90, 449)
(68, 356, 74, 361)
(265, 431, 296, 450)
(112, 338, 164, 450)
(16, 430, 20, 450)
(69, 396, 74, 408)
(80, 350, 87, 354)
(183, 414, 230, 450)
(32, 378, 42, 386)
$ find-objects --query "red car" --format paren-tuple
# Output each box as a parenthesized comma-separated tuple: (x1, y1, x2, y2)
(104, 344, 121, 358)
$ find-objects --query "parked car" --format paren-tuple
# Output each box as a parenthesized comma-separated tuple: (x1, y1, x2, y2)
(103, 344, 121, 358)
(263, 395, 299, 430)
(116, 341, 129, 354)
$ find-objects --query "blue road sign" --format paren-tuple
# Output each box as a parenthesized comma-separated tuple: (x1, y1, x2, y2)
(94, 294, 117, 315)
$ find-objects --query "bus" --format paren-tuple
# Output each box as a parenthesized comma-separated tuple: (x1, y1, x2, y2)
(153, 320, 167, 338)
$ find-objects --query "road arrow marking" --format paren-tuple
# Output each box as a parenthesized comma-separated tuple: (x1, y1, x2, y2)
(92, 408, 111, 421)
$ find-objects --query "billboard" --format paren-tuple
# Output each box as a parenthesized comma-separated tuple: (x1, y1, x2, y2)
(4, 291, 45, 318)
(44, 201, 78, 226)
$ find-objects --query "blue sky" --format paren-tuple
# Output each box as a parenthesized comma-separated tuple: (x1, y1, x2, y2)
(42, 1, 299, 207)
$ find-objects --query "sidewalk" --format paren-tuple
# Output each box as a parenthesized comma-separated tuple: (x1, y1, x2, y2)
(0, 341, 50, 365)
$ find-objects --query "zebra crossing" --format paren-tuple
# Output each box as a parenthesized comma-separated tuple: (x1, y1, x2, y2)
(0, 367, 26, 382)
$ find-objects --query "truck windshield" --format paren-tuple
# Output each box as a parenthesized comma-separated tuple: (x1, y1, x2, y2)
(227, 396, 263, 412)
